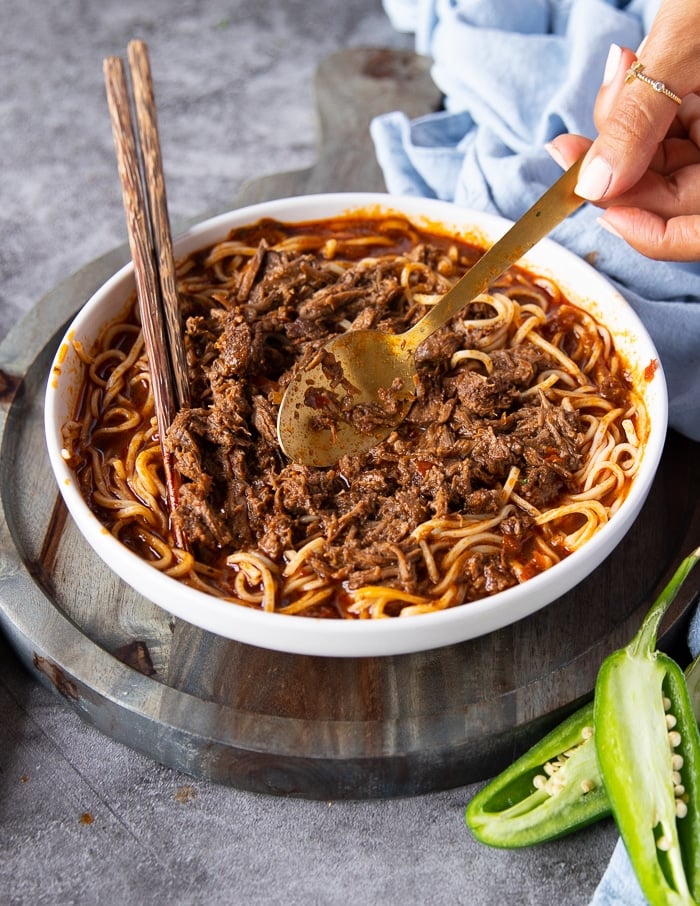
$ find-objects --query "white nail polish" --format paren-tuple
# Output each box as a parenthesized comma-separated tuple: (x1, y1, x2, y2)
(602, 43, 622, 86)
(575, 157, 613, 201)
(544, 142, 567, 170)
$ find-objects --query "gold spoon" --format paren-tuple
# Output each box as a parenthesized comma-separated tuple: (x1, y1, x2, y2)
(277, 157, 585, 467)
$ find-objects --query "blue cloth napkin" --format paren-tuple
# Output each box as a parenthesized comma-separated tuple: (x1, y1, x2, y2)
(371, 2, 700, 904)
(372, 0, 700, 444)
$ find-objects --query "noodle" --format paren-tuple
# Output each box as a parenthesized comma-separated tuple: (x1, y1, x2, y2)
(60, 213, 646, 620)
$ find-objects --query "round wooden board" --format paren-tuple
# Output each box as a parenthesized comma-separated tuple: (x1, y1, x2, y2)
(1, 49, 699, 800)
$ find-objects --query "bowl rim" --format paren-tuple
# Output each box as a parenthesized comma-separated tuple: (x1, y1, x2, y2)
(44, 192, 669, 657)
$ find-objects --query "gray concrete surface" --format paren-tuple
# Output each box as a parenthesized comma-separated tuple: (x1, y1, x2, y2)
(0, 1, 618, 903)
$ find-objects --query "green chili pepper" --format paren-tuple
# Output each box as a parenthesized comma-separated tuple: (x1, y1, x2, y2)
(465, 700, 609, 847)
(465, 546, 700, 879)
(594, 547, 700, 906)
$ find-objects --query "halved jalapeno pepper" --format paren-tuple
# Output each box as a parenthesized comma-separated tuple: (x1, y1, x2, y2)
(594, 548, 700, 905)
(466, 545, 700, 905)
(466, 700, 609, 847)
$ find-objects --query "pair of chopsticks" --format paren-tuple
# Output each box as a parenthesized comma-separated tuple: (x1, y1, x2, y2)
(103, 40, 190, 543)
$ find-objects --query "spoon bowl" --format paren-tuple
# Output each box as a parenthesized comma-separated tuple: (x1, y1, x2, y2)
(277, 328, 419, 464)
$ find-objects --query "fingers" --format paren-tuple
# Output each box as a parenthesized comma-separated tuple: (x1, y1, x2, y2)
(547, 137, 700, 259)
(575, 0, 700, 203)
(608, 163, 700, 220)
(548, 143, 700, 222)
(599, 207, 700, 261)
(545, 0, 700, 261)
(549, 132, 700, 189)
(546, 45, 675, 199)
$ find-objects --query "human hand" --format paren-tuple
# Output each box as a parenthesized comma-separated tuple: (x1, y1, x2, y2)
(547, 0, 700, 261)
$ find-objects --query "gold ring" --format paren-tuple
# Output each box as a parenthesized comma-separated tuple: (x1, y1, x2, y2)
(625, 61, 682, 105)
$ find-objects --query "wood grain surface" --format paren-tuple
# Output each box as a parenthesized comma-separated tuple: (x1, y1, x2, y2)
(1, 48, 698, 800)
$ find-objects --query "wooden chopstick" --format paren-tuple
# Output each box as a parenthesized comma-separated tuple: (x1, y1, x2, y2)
(127, 40, 190, 411)
(103, 43, 187, 546)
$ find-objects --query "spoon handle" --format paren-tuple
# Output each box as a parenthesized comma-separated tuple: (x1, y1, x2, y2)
(403, 155, 585, 350)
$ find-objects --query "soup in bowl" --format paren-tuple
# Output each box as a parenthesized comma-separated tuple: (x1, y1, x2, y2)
(44, 193, 667, 657)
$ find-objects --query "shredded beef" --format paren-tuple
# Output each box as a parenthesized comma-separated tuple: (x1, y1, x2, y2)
(162, 220, 615, 614)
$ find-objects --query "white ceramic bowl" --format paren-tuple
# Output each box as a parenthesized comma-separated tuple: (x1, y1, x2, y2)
(44, 193, 668, 657)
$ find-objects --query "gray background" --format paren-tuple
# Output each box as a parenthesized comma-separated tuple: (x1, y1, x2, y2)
(0, 1, 618, 903)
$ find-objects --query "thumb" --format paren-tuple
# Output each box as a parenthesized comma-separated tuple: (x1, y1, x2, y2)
(576, 54, 679, 202)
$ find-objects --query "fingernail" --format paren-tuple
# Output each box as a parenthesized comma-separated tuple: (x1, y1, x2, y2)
(602, 43, 622, 86)
(635, 36, 647, 56)
(575, 157, 613, 201)
(544, 142, 567, 170)
(597, 216, 623, 239)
